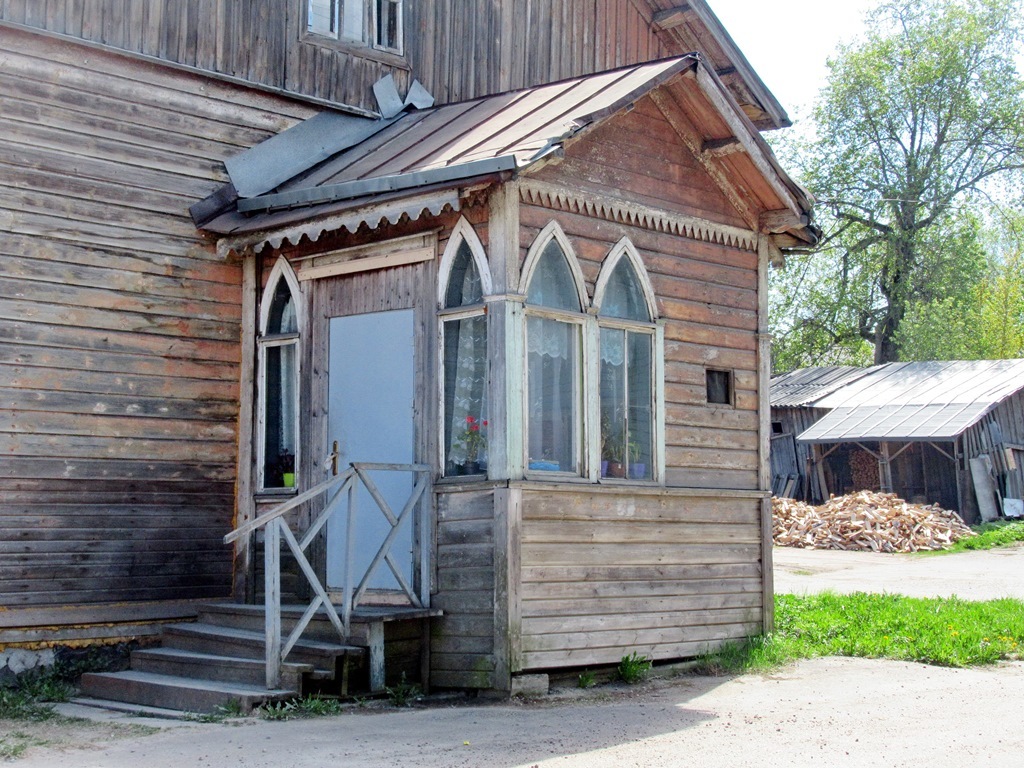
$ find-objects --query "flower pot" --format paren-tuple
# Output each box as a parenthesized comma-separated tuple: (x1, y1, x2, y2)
(462, 461, 481, 475)
(601, 460, 609, 477)
(282, 472, 295, 488)
(607, 461, 625, 478)
(629, 463, 647, 480)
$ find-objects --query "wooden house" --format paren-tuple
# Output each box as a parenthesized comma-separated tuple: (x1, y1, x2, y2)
(0, 1, 815, 704)
(771, 361, 1024, 524)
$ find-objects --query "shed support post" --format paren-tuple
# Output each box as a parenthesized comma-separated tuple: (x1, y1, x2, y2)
(879, 443, 893, 493)
(756, 236, 775, 632)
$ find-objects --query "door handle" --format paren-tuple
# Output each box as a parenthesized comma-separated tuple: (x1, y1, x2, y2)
(325, 440, 339, 476)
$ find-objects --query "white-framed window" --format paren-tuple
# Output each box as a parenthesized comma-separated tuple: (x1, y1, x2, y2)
(521, 222, 589, 476)
(307, 0, 404, 54)
(594, 239, 659, 482)
(258, 258, 302, 492)
(438, 219, 492, 477)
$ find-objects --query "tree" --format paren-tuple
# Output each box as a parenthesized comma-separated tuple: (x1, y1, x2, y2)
(773, 0, 1024, 369)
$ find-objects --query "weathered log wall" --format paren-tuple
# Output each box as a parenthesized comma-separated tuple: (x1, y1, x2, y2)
(0, 0, 674, 112)
(0, 27, 315, 628)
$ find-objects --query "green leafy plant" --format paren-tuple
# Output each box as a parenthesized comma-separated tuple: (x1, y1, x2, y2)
(946, 521, 1024, 553)
(577, 669, 596, 689)
(617, 652, 651, 684)
(293, 695, 344, 717)
(256, 699, 297, 721)
(385, 673, 422, 707)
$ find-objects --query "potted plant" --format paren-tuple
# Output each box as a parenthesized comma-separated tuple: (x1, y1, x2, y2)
(456, 415, 487, 475)
(277, 450, 295, 488)
(602, 423, 626, 478)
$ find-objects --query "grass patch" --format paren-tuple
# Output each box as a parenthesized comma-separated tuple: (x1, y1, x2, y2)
(944, 521, 1024, 553)
(616, 652, 652, 684)
(256, 695, 347, 721)
(697, 592, 1024, 674)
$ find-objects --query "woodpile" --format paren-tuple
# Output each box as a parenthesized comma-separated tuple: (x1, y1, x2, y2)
(773, 491, 975, 552)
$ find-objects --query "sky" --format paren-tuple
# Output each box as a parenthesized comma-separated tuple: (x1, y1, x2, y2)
(707, 0, 879, 121)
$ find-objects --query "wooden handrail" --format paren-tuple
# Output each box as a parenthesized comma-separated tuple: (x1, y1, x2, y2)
(225, 462, 432, 690)
(223, 467, 356, 544)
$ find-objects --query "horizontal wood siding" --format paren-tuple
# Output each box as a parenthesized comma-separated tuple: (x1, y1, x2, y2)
(519, 489, 763, 669)
(3, 1, 674, 111)
(430, 488, 498, 689)
(0, 28, 315, 613)
(522, 93, 761, 491)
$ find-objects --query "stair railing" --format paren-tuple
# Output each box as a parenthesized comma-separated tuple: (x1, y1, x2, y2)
(224, 462, 432, 689)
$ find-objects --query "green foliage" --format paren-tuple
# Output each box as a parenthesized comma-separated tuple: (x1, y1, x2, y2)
(0, 664, 80, 722)
(946, 521, 1024, 552)
(772, 0, 1024, 369)
(385, 673, 422, 707)
(0, 731, 45, 760)
(616, 652, 651, 684)
(577, 669, 596, 689)
(698, 593, 1024, 673)
(255, 694, 347, 720)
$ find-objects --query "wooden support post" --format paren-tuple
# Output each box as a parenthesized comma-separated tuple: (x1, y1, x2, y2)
(236, 254, 258, 603)
(756, 236, 774, 632)
(879, 443, 893, 493)
(368, 621, 385, 692)
(265, 519, 282, 690)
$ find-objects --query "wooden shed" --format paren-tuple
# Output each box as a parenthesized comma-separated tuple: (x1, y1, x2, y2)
(772, 361, 1024, 524)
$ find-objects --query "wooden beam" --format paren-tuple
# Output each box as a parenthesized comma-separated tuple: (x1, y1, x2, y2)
(759, 209, 809, 234)
(649, 87, 758, 229)
(702, 137, 745, 158)
(653, 5, 694, 31)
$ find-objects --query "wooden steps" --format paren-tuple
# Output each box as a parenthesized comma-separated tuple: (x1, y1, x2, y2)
(79, 603, 366, 714)
(78, 602, 440, 714)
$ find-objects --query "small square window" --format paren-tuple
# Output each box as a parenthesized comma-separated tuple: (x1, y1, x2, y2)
(706, 369, 733, 405)
(772, 421, 785, 435)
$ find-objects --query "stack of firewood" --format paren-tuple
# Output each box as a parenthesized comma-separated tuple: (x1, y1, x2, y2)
(772, 491, 975, 552)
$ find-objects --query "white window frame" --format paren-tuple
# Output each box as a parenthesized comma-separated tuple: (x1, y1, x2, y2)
(257, 258, 303, 494)
(307, 0, 404, 54)
(437, 218, 492, 477)
(520, 222, 590, 479)
(592, 237, 665, 484)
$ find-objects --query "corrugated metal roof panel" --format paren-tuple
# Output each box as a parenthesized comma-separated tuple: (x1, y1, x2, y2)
(797, 360, 1024, 443)
(770, 366, 876, 408)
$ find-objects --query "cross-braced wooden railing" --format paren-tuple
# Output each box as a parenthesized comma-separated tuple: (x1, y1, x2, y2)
(224, 462, 432, 689)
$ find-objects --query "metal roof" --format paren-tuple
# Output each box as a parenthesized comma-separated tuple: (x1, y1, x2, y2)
(770, 366, 877, 408)
(797, 360, 1024, 443)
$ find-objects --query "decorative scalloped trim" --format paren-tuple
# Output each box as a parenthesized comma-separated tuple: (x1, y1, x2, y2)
(519, 181, 757, 252)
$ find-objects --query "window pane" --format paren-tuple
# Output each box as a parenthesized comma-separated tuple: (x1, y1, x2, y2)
(527, 240, 580, 311)
(527, 316, 579, 472)
(627, 332, 653, 479)
(264, 342, 298, 488)
(443, 315, 488, 474)
(707, 369, 732, 405)
(308, 0, 336, 35)
(377, 0, 401, 50)
(600, 328, 627, 477)
(600, 329, 653, 480)
(267, 279, 297, 334)
(341, 0, 363, 40)
(602, 258, 650, 321)
(445, 241, 483, 308)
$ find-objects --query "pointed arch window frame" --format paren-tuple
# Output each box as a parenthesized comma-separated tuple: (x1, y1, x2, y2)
(520, 221, 590, 478)
(437, 218, 493, 477)
(592, 237, 665, 484)
(257, 257, 304, 494)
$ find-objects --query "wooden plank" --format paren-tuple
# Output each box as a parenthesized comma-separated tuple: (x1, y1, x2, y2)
(0, 598, 203, 629)
(521, 617, 762, 651)
(522, 592, 761, 619)
(520, 631, 754, 669)
(521, 542, 761, 567)
(521, 576, 764, 601)
(520, 521, 760, 546)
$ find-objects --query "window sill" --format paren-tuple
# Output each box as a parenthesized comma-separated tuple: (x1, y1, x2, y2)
(301, 34, 411, 71)
(256, 488, 299, 500)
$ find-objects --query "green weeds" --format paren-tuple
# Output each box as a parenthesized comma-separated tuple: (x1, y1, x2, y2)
(699, 592, 1024, 674)
(616, 652, 652, 684)
(945, 521, 1024, 553)
(385, 673, 422, 707)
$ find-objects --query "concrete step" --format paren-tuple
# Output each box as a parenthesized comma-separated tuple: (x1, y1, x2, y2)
(161, 622, 364, 675)
(79, 670, 295, 714)
(131, 647, 313, 691)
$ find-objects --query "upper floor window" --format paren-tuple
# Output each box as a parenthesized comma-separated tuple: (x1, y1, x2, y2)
(439, 220, 491, 477)
(259, 259, 302, 492)
(308, 0, 404, 54)
(595, 240, 658, 481)
(522, 224, 587, 476)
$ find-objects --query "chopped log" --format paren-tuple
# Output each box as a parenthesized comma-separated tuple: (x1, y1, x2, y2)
(772, 491, 975, 552)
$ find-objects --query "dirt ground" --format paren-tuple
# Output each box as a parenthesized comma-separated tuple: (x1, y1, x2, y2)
(7, 545, 1024, 767)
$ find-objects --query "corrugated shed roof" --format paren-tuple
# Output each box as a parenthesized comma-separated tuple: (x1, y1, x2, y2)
(770, 366, 877, 408)
(798, 360, 1024, 443)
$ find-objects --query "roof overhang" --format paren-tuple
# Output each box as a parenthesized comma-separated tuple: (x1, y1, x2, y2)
(797, 402, 994, 444)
